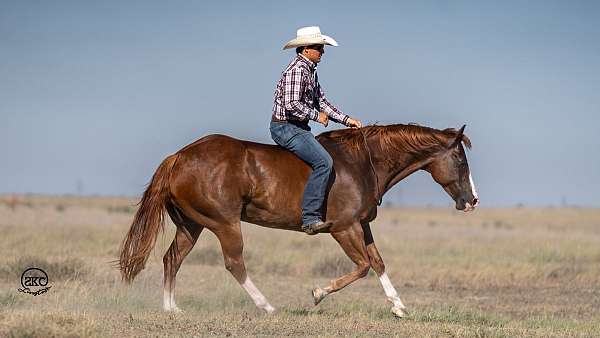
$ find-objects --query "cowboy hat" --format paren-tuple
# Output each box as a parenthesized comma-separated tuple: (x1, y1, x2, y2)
(282, 26, 339, 50)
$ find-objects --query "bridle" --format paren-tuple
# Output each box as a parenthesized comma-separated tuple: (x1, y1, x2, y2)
(359, 128, 383, 206)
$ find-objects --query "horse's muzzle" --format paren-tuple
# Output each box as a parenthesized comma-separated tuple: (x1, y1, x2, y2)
(462, 197, 479, 212)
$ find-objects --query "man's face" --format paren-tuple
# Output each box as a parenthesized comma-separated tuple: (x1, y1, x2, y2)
(302, 44, 325, 63)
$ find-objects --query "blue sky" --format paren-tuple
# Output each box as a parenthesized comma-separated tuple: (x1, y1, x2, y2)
(1, 1, 599, 207)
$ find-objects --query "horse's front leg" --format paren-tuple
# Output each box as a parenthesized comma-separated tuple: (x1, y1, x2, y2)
(363, 223, 408, 317)
(312, 223, 371, 305)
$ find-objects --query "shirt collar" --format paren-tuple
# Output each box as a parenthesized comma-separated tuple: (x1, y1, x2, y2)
(297, 54, 316, 71)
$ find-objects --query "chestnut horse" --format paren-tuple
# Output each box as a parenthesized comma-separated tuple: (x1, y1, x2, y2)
(118, 123, 478, 317)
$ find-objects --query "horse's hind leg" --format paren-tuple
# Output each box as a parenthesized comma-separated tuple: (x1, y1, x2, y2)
(163, 207, 203, 312)
(213, 222, 275, 313)
(363, 223, 407, 318)
(312, 223, 371, 305)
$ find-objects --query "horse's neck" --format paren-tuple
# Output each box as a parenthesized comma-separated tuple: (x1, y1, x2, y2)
(370, 138, 436, 197)
(320, 128, 439, 201)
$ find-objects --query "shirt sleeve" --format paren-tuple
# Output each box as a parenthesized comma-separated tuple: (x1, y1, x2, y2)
(282, 68, 319, 121)
(318, 86, 350, 126)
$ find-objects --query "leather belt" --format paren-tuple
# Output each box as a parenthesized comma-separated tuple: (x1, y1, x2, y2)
(271, 116, 311, 131)
(271, 116, 287, 122)
(271, 116, 308, 124)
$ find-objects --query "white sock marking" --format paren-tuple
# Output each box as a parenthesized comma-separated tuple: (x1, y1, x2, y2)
(379, 272, 406, 309)
(163, 287, 172, 311)
(163, 285, 181, 312)
(241, 277, 275, 313)
(170, 287, 177, 309)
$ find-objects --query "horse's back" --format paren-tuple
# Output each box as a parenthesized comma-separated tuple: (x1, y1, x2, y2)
(175, 134, 309, 173)
(169, 134, 303, 191)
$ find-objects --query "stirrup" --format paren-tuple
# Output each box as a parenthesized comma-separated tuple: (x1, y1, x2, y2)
(302, 220, 332, 235)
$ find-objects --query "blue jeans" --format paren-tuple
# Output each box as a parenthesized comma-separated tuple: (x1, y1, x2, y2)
(269, 121, 333, 226)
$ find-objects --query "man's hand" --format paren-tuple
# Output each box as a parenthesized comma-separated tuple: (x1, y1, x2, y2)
(318, 111, 329, 127)
(347, 117, 363, 129)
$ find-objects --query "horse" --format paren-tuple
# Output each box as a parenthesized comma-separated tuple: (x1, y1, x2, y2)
(118, 123, 479, 317)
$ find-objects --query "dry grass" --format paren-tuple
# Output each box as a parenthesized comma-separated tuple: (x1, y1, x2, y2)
(0, 194, 599, 337)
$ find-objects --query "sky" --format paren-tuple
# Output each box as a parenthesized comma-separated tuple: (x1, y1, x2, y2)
(1, 1, 599, 207)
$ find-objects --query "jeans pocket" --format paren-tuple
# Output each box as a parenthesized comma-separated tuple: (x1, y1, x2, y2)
(270, 122, 288, 146)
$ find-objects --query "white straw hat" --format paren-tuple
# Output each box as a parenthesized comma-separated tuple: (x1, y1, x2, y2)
(282, 26, 339, 50)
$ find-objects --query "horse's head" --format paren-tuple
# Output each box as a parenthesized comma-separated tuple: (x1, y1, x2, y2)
(425, 125, 479, 212)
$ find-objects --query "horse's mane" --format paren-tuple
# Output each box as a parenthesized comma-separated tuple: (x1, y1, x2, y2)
(318, 124, 471, 158)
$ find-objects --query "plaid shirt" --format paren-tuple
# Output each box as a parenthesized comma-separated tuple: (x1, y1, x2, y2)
(272, 54, 350, 126)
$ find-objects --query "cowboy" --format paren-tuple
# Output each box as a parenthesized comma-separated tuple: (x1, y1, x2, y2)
(270, 26, 362, 235)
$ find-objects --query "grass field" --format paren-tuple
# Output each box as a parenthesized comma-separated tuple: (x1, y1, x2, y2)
(1, 195, 599, 337)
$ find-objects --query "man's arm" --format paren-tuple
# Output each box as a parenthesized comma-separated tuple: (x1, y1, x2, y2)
(318, 87, 362, 128)
(282, 68, 320, 122)
(318, 87, 350, 126)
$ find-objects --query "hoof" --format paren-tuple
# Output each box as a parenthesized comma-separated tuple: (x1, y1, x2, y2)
(164, 306, 184, 314)
(312, 287, 327, 305)
(391, 306, 408, 318)
(263, 304, 276, 314)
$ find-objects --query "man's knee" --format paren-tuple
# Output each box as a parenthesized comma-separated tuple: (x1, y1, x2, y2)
(316, 152, 333, 172)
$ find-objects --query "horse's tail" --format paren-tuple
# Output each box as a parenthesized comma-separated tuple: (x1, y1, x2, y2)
(118, 153, 179, 283)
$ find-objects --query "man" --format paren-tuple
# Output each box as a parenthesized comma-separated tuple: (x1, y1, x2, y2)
(270, 26, 362, 235)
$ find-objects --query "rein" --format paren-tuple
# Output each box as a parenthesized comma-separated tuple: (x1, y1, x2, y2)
(359, 128, 383, 206)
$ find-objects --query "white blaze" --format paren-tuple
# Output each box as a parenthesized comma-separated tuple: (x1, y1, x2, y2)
(468, 172, 479, 203)
(241, 277, 275, 313)
(378, 272, 406, 309)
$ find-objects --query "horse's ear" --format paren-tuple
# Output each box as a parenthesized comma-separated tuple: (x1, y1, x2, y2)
(449, 124, 466, 148)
